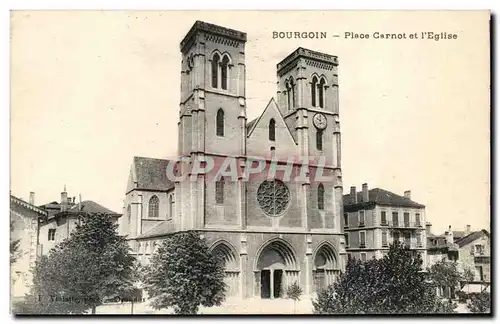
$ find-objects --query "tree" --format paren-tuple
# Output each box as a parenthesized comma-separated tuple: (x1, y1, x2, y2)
(10, 221, 21, 265)
(142, 231, 226, 314)
(13, 213, 136, 315)
(313, 242, 456, 314)
(286, 282, 302, 314)
(467, 291, 490, 313)
(428, 259, 462, 300)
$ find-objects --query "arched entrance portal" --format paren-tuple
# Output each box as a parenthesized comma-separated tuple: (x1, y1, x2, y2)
(313, 243, 340, 293)
(211, 241, 240, 297)
(254, 239, 299, 299)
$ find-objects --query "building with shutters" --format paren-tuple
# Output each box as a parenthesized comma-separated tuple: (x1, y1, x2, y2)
(343, 184, 428, 267)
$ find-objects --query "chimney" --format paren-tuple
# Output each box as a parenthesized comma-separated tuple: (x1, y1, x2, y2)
(350, 186, 357, 204)
(362, 183, 369, 202)
(78, 194, 82, 211)
(72, 197, 76, 204)
(445, 225, 454, 244)
(404, 190, 411, 199)
(29, 191, 35, 205)
(466, 224, 471, 235)
(426, 222, 432, 235)
(61, 185, 68, 211)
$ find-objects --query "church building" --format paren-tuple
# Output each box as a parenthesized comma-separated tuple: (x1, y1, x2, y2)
(119, 21, 346, 300)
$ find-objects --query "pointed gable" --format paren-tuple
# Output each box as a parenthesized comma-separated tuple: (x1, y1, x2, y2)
(246, 98, 297, 159)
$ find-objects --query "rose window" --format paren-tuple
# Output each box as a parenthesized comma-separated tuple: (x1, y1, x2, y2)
(257, 180, 290, 216)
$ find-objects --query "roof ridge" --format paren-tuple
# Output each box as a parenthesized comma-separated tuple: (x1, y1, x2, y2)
(134, 156, 170, 161)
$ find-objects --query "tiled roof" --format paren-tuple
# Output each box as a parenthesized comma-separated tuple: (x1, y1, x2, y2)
(10, 195, 47, 215)
(452, 231, 466, 240)
(343, 188, 425, 208)
(134, 220, 176, 240)
(246, 118, 258, 133)
(67, 200, 120, 215)
(133, 156, 174, 191)
(455, 230, 490, 248)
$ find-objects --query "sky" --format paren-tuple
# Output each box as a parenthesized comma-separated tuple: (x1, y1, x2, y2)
(10, 10, 490, 234)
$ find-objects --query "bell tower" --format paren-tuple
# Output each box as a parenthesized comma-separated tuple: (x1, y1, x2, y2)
(178, 21, 247, 158)
(276, 47, 340, 168)
(176, 21, 247, 231)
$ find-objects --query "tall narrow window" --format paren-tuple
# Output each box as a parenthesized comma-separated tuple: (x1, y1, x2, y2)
(360, 231, 366, 247)
(316, 129, 323, 151)
(392, 211, 399, 226)
(415, 213, 421, 227)
(318, 183, 325, 210)
(269, 119, 276, 141)
(311, 76, 318, 107)
(221, 55, 229, 90)
(318, 78, 326, 108)
(359, 210, 365, 226)
(211, 53, 220, 88)
(148, 195, 159, 218)
(286, 82, 292, 111)
(216, 177, 224, 204)
(404, 212, 410, 227)
(381, 211, 387, 225)
(48, 229, 56, 241)
(168, 195, 173, 220)
(344, 213, 349, 228)
(127, 205, 131, 226)
(382, 230, 388, 247)
(290, 78, 296, 108)
(216, 109, 224, 137)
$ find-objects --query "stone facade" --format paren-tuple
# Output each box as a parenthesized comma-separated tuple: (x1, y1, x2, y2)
(120, 21, 346, 299)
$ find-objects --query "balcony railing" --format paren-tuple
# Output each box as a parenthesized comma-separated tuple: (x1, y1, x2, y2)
(360, 243, 366, 248)
(387, 221, 424, 229)
(359, 221, 365, 227)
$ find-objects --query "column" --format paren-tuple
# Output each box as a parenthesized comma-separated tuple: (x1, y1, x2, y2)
(270, 269, 274, 299)
(240, 234, 247, 298)
(305, 235, 313, 295)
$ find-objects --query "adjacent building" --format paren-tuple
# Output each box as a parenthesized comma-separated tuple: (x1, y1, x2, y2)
(119, 21, 346, 300)
(38, 187, 122, 256)
(343, 184, 427, 267)
(10, 193, 47, 300)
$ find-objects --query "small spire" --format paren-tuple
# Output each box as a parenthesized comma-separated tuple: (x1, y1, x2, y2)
(63, 184, 67, 192)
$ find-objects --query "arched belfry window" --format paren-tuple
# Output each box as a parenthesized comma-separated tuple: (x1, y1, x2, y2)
(290, 78, 296, 108)
(318, 183, 325, 210)
(148, 195, 159, 218)
(221, 55, 229, 90)
(127, 204, 131, 226)
(311, 76, 318, 107)
(318, 78, 326, 108)
(216, 177, 224, 204)
(316, 129, 323, 151)
(216, 109, 225, 137)
(211, 53, 220, 88)
(269, 119, 276, 141)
